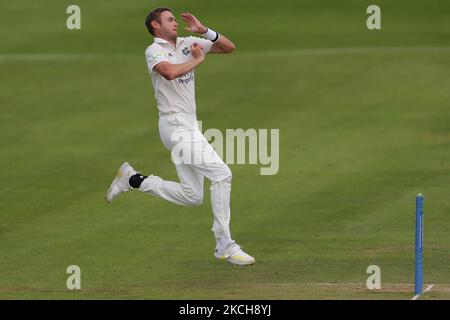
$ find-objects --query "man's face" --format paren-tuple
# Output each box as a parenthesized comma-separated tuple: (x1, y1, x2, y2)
(154, 11, 178, 40)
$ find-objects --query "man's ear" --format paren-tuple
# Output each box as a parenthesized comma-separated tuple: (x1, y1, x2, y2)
(151, 20, 160, 32)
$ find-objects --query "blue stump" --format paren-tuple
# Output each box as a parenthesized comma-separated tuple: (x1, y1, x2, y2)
(415, 193, 424, 295)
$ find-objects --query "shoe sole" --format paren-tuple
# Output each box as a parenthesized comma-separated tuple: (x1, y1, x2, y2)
(105, 162, 129, 203)
(228, 258, 255, 266)
(214, 254, 255, 266)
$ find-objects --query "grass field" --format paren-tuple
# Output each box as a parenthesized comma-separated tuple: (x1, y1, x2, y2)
(1, 0, 450, 299)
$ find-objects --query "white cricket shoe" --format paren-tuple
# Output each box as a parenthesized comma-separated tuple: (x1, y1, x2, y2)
(105, 162, 137, 203)
(214, 241, 255, 266)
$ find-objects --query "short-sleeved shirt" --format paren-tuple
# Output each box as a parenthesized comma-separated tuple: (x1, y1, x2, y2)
(145, 36, 213, 116)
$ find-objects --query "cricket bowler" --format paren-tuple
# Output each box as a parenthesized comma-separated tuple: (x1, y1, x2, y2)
(105, 7, 255, 266)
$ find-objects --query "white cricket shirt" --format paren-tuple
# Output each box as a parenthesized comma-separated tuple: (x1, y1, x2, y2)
(145, 36, 213, 116)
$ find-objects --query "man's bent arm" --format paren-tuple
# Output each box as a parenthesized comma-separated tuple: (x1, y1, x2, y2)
(180, 12, 235, 54)
(154, 58, 202, 81)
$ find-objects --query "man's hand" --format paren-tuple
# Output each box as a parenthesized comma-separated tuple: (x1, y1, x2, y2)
(182, 12, 236, 54)
(181, 12, 208, 34)
(190, 43, 205, 63)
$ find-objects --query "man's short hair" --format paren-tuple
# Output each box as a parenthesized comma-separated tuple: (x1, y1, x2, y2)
(145, 7, 172, 36)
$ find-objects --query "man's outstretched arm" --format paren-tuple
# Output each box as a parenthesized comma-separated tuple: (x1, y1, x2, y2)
(181, 12, 235, 54)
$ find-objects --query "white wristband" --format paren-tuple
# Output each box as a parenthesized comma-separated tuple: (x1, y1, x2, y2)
(201, 27, 219, 42)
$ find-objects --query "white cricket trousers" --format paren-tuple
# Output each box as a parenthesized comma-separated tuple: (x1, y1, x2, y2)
(139, 113, 232, 245)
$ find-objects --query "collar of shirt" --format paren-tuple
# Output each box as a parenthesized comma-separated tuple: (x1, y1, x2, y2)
(154, 37, 185, 47)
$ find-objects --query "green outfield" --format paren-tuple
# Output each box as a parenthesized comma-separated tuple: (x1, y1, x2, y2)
(1, 0, 450, 299)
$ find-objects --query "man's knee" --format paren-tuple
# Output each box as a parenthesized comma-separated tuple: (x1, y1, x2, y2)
(215, 164, 232, 182)
(210, 165, 232, 193)
(184, 187, 203, 206)
(189, 192, 203, 206)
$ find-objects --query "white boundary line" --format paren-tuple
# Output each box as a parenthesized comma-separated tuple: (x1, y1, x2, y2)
(412, 284, 434, 300)
(239, 46, 450, 57)
(1, 46, 450, 61)
(0, 53, 97, 61)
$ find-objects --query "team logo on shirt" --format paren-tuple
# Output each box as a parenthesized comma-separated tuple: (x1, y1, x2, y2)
(182, 47, 191, 56)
